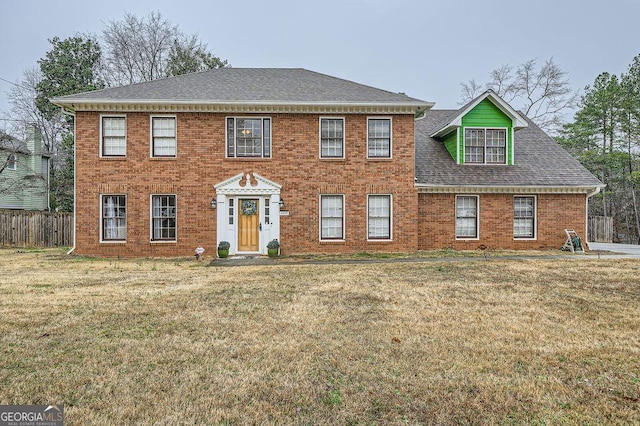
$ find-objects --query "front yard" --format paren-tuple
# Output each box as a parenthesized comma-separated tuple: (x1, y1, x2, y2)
(0, 248, 638, 424)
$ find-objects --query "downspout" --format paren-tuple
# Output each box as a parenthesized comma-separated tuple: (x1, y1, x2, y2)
(585, 186, 603, 249)
(59, 106, 76, 255)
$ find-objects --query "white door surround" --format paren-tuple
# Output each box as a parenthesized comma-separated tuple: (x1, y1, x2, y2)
(213, 172, 282, 255)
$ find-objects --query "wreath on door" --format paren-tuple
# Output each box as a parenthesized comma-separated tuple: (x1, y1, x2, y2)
(241, 200, 257, 216)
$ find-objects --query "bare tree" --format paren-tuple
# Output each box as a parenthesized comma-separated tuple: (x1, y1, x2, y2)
(102, 11, 180, 85)
(460, 58, 579, 134)
(6, 67, 66, 156)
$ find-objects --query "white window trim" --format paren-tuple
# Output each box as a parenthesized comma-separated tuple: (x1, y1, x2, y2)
(6, 154, 17, 170)
(225, 116, 272, 159)
(455, 195, 480, 240)
(513, 195, 537, 240)
(99, 194, 127, 243)
(319, 117, 345, 159)
(366, 116, 393, 159)
(319, 194, 345, 242)
(150, 115, 177, 158)
(367, 194, 393, 241)
(150, 194, 178, 243)
(463, 126, 509, 165)
(100, 114, 127, 157)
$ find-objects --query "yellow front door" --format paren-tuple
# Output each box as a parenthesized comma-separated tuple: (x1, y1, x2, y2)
(238, 199, 260, 252)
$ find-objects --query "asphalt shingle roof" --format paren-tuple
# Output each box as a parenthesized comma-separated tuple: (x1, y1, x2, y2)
(53, 68, 429, 106)
(416, 110, 604, 188)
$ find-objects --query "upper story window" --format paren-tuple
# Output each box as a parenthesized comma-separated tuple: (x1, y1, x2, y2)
(102, 195, 126, 241)
(367, 118, 392, 158)
(227, 117, 271, 158)
(456, 195, 479, 239)
(320, 118, 344, 159)
(6, 154, 17, 170)
(151, 116, 177, 157)
(101, 116, 126, 157)
(464, 128, 506, 164)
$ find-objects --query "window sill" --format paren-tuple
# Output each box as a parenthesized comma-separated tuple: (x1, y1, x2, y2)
(366, 239, 393, 243)
(100, 240, 127, 244)
(99, 156, 127, 161)
(366, 157, 393, 161)
(150, 240, 177, 244)
(514, 237, 537, 241)
(225, 157, 272, 162)
(320, 157, 346, 161)
(455, 237, 479, 241)
(150, 157, 177, 161)
(319, 240, 346, 244)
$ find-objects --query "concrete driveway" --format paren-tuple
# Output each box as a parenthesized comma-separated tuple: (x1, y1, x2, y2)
(588, 242, 640, 256)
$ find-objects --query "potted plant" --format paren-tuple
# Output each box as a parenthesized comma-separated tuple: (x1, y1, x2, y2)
(267, 239, 280, 257)
(217, 241, 230, 258)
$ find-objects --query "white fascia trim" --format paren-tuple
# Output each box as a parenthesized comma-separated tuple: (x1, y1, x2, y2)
(430, 91, 528, 138)
(51, 99, 434, 114)
(415, 184, 606, 194)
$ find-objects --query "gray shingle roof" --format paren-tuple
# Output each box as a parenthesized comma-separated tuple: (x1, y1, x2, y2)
(52, 68, 430, 106)
(416, 110, 604, 188)
(0, 132, 30, 154)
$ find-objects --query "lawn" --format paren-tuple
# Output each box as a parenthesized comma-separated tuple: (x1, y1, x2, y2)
(0, 248, 638, 424)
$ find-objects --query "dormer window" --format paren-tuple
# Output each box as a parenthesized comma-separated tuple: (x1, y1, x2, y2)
(464, 128, 506, 164)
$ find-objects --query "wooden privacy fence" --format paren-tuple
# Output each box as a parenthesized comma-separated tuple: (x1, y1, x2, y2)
(588, 216, 614, 243)
(0, 209, 73, 247)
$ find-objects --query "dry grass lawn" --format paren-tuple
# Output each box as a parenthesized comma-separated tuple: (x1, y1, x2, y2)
(0, 248, 638, 425)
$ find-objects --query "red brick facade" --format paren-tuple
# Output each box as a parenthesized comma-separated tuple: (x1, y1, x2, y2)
(74, 111, 418, 257)
(417, 193, 587, 250)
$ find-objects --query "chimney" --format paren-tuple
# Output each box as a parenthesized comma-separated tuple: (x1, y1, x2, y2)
(25, 123, 43, 156)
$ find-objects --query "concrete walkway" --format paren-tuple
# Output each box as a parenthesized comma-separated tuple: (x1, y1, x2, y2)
(588, 242, 640, 256)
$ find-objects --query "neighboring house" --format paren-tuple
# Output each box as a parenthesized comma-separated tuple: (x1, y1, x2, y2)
(51, 68, 603, 257)
(0, 126, 50, 211)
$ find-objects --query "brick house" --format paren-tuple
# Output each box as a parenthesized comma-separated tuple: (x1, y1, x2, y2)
(51, 68, 603, 257)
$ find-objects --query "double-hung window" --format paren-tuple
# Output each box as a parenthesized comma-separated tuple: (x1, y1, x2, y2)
(367, 118, 392, 158)
(151, 195, 177, 241)
(102, 195, 126, 241)
(320, 118, 344, 158)
(151, 116, 176, 157)
(227, 117, 271, 158)
(514, 196, 536, 239)
(320, 195, 344, 240)
(101, 116, 126, 156)
(368, 195, 392, 240)
(7, 154, 17, 170)
(456, 195, 479, 239)
(464, 128, 506, 164)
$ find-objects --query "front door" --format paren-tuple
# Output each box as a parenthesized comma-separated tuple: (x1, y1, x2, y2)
(238, 198, 260, 252)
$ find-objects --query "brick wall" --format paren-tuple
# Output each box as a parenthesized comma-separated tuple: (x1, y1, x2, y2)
(74, 111, 417, 257)
(417, 193, 587, 250)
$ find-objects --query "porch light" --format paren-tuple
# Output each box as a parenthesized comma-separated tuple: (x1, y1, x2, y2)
(210, 198, 217, 209)
(279, 198, 285, 208)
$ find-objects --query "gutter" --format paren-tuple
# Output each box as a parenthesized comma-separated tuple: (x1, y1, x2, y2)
(59, 106, 76, 255)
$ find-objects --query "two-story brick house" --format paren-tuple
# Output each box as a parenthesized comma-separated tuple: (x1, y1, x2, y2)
(51, 68, 603, 257)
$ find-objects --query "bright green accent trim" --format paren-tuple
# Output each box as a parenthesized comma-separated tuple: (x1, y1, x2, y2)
(460, 99, 514, 165)
(443, 131, 457, 161)
(461, 99, 512, 128)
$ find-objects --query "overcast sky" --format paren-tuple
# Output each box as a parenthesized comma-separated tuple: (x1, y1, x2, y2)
(1, 0, 639, 130)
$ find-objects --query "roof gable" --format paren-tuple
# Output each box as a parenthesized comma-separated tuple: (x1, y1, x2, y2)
(430, 90, 528, 138)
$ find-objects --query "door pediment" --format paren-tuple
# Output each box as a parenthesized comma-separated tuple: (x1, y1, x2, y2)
(214, 172, 282, 195)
